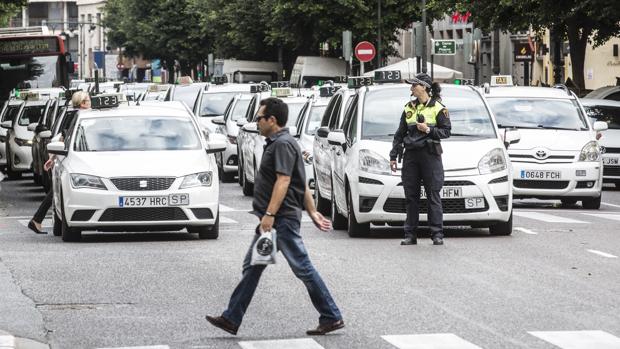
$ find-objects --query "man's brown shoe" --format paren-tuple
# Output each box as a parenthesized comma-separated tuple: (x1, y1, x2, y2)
(205, 315, 238, 335)
(306, 319, 345, 335)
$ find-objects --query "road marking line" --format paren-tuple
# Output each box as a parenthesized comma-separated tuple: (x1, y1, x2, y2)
(0, 215, 52, 220)
(529, 330, 620, 348)
(582, 213, 620, 222)
(18, 219, 52, 228)
(601, 202, 620, 208)
(239, 338, 325, 349)
(97, 346, 170, 349)
(219, 204, 250, 212)
(586, 249, 618, 258)
(515, 227, 538, 235)
(513, 211, 587, 223)
(382, 333, 484, 349)
(219, 216, 238, 224)
(0, 334, 16, 347)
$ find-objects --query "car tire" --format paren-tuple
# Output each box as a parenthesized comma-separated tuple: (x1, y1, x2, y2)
(60, 191, 81, 242)
(347, 190, 369, 237)
(314, 171, 330, 216)
(330, 179, 347, 230)
(53, 209, 62, 237)
(582, 196, 601, 210)
(190, 215, 219, 239)
(489, 211, 513, 236)
(220, 169, 236, 183)
(5, 144, 21, 180)
(237, 151, 244, 186)
(561, 198, 578, 206)
(242, 168, 254, 196)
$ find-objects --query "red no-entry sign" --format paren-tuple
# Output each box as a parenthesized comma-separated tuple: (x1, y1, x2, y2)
(355, 41, 376, 63)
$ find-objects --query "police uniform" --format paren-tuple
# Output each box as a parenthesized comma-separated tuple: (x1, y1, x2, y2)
(390, 87, 451, 245)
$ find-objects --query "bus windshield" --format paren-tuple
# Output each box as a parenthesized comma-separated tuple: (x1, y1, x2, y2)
(0, 55, 60, 89)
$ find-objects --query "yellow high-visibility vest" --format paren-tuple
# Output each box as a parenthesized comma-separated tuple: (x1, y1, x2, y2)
(404, 101, 444, 126)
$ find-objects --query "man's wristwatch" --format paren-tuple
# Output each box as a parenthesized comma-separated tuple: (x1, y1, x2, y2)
(265, 211, 275, 217)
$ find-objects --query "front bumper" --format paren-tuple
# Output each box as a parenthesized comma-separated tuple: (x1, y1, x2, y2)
(8, 140, 33, 172)
(221, 142, 238, 173)
(511, 161, 602, 199)
(62, 180, 219, 231)
(350, 168, 512, 226)
(602, 153, 620, 182)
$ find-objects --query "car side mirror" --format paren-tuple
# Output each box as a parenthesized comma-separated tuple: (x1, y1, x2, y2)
(211, 116, 226, 126)
(47, 141, 68, 156)
(503, 129, 521, 149)
(593, 121, 608, 132)
(206, 133, 227, 154)
(39, 130, 52, 139)
(316, 126, 329, 138)
(236, 119, 247, 127)
(242, 122, 258, 134)
(27, 123, 38, 132)
(327, 129, 346, 146)
(1, 121, 13, 130)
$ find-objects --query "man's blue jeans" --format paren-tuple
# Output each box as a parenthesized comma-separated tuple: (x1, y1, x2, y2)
(222, 216, 342, 327)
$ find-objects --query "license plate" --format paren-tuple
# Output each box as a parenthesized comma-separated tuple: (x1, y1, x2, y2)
(465, 197, 485, 209)
(421, 186, 462, 199)
(118, 194, 189, 207)
(603, 157, 619, 165)
(519, 170, 561, 180)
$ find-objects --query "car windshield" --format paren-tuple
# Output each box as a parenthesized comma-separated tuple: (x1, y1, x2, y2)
(73, 116, 201, 152)
(305, 105, 326, 135)
(18, 105, 46, 126)
(487, 98, 588, 130)
(230, 98, 251, 121)
(200, 92, 239, 116)
(172, 85, 202, 109)
(285, 102, 304, 126)
(583, 105, 620, 130)
(1, 105, 21, 122)
(362, 86, 496, 140)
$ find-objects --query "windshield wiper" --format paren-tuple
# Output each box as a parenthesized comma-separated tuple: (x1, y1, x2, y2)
(201, 113, 220, 117)
(449, 133, 476, 137)
(535, 125, 580, 131)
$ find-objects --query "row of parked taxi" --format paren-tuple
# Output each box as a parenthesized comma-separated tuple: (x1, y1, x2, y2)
(1, 73, 618, 242)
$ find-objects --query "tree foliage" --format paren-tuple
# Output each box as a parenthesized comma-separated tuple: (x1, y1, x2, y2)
(0, 0, 26, 27)
(430, 0, 620, 89)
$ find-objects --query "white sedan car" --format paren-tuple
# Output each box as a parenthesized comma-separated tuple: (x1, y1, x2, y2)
(47, 101, 226, 242)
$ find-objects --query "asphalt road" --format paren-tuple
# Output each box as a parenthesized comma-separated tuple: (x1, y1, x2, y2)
(1, 174, 619, 349)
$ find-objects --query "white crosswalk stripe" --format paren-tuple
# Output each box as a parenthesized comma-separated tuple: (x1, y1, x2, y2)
(382, 333, 484, 349)
(582, 213, 620, 222)
(97, 346, 169, 349)
(220, 216, 239, 224)
(586, 249, 618, 258)
(18, 219, 52, 228)
(529, 330, 620, 349)
(238, 338, 325, 349)
(513, 211, 588, 223)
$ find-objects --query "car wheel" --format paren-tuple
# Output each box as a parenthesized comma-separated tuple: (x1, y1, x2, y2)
(189, 214, 219, 239)
(489, 211, 513, 236)
(347, 190, 369, 237)
(242, 168, 254, 196)
(314, 171, 330, 216)
(582, 196, 601, 210)
(561, 198, 578, 206)
(221, 169, 236, 183)
(330, 179, 347, 230)
(237, 151, 244, 186)
(60, 191, 81, 242)
(5, 144, 21, 180)
(53, 209, 62, 236)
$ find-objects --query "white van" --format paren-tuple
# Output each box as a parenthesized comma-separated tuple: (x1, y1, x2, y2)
(213, 59, 281, 83)
(581, 98, 620, 188)
(289, 56, 347, 88)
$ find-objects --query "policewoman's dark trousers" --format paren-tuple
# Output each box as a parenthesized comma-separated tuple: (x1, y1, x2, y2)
(402, 148, 444, 239)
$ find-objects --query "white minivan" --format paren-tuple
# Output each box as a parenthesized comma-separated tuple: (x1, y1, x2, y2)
(581, 98, 620, 188)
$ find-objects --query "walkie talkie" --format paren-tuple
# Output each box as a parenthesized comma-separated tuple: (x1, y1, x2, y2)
(416, 114, 425, 123)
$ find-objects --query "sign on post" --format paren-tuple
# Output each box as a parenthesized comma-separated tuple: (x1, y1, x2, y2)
(433, 40, 456, 55)
(514, 42, 533, 62)
(355, 41, 376, 63)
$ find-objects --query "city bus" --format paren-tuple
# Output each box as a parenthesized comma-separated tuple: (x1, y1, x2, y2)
(0, 26, 73, 101)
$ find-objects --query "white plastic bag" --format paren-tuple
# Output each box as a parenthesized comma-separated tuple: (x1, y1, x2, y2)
(250, 228, 277, 266)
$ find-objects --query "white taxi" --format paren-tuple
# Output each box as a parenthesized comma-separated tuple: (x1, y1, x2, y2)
(47, 97, 226, 242)
(485, 85, 607, 208)
(0, 100, 24, 173)
(193, 82, 253, 135)
(327, 75, 519, 237)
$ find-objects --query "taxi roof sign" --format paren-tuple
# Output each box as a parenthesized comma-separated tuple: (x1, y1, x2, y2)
(270, 81, 289, 88)
(250, 84, 270, 94)
(319, 86, 340, 98)
(373, 70, 402, 83)
(490, 75, 513, 86)
(271, 87, 292, 97)
(211, 76, 228, 85)
(91, 94, 120, 109)
(347, 76, 373, 89)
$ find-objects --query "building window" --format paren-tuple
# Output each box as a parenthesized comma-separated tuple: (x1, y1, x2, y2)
(87, 14, 92, 23)
(28, 2, 48, 26)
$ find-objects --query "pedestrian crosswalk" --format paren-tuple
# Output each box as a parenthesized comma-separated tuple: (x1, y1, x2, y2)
(96, 330, 620, 349)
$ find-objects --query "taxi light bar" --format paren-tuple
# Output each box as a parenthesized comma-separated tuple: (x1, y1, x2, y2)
(347, 76, 373, 89)
(373, 70, 402, 83)
(91, 95, 120, 109)
(250, 84, 270, 93)
(271, 87, 292, 97)
(490, 75, 513, 86)
(211, 76, 228, 85)
(18, 91, 39, 101)
(333, 76, 348, 84)
(270, 81, 289, 88)
(319, 86, 340, 97)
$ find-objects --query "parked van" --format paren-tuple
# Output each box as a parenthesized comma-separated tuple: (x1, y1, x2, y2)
(289, 56, 347, 88)
(213, 59, 281, 84)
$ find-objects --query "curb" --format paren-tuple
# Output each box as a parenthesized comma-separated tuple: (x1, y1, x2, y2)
(0, 330, 49, 349)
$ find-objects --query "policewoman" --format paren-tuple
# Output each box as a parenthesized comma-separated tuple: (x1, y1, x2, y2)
(389, 73, 451, 246)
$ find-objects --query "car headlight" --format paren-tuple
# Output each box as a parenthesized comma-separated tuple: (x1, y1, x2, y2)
(478, 148, 506, 174)
(359, 149, 391, 175)
(180, 172, 213, 188)
(579, 141, 600, 162)
(302, 150, 313, 165)
(14, 137, 33, 147)
(70, 174, 107, 190)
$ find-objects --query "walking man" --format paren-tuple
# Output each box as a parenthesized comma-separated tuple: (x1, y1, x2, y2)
(206, 97, 344, 336)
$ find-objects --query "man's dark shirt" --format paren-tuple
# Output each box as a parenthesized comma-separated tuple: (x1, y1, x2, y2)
(252, 128, 306, 220)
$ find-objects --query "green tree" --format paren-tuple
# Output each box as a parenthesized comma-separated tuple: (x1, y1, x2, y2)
(431, 0, 620, 90)
(0, 0, 26, 27)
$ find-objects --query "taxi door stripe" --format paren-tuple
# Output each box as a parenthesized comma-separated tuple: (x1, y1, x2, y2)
(528, 330, 620, 348)
(513, 211, 587, 224)
(382, 333, 484, 349)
